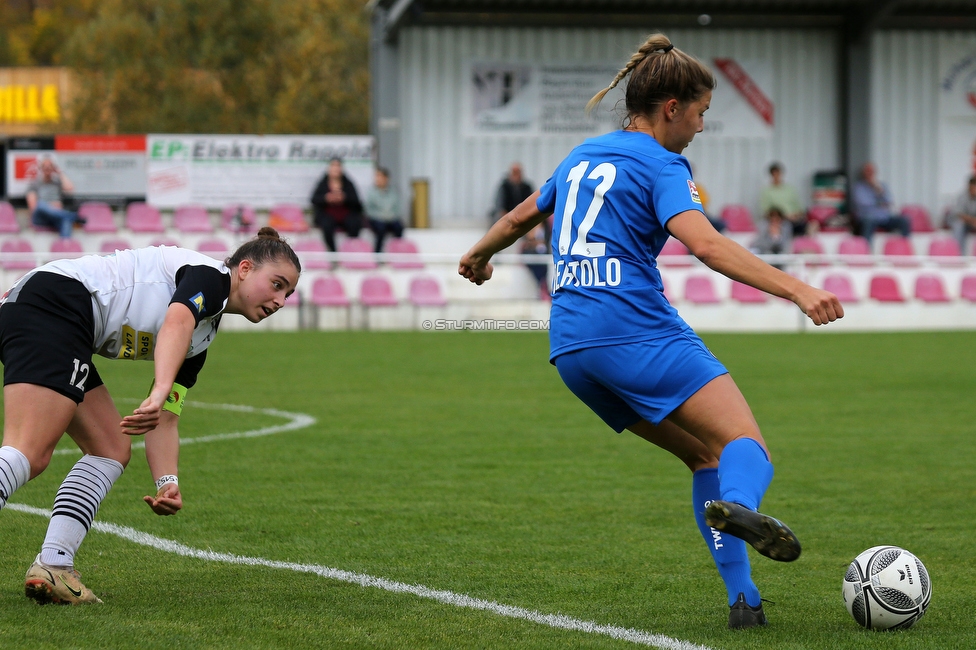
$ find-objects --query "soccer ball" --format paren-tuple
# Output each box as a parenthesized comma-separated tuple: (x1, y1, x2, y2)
(842, 546, 932, 630)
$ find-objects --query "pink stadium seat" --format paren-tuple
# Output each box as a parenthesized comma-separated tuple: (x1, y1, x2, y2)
(960, 275, 976, 302)
(684, 275, 720, 304)
(0, 201, 20, 233)
(868, 274, 905, 302)
(806, 205, 842, 231)
(838, 236, 873, 266)
(79, 202, 117, 233)
(659, 237, 693, 266)
(339, 237, 377, 270)
(720, 204, 756, 233)
(791, 236, 825, 255)
(268, 203, 309, 233)
(914, 274, 950, 303)
(901, 204, 934, 233)
(151, 237, 181, 248)
(360, 275, 398, 306)
(221, 204, 257, 233)
(49, 238, 84, 259)
(125, 202, 164, 233)
(386, 237, 425, 269)
(293, 238, 331, 270)
(310, 276, 350, 307)
(99, 238, 133, 254)
(197, 238, 229, 259)
(928, 237, 963, 266)
(1, 238, 36, 270)
(408, 276, 447, 306)
(822, 273, 859, 303)
(882, 236, 918, 267)
(731, 281, 768, 303)
(174, 205, 213, 233)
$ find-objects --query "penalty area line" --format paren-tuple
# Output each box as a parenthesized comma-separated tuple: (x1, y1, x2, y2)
(6, 504, 715, 650)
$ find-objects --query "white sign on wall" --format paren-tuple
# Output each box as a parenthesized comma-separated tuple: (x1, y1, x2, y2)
(146, 134, 375, 209)
(705, 59, 774, 138)
(939, 44, 976, 204)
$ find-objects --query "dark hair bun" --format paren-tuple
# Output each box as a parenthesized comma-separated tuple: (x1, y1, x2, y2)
(257, 226, 281, 241)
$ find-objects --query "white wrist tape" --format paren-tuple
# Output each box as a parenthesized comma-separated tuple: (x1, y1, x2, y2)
(155, 475, 178, 491)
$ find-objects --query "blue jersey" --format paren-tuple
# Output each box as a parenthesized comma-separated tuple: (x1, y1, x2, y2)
(537, 130, 705, 360)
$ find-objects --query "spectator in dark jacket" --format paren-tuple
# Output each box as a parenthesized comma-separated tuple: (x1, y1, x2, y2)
(311, 157, 363, 251)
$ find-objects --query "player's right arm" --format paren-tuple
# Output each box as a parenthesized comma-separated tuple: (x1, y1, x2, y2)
(460, 190, 549, 284)
(667, 209, 844, 326)
(142, 411, 183, 515)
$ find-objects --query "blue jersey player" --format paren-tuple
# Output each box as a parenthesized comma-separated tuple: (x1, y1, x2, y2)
(460, 34, 844, 629)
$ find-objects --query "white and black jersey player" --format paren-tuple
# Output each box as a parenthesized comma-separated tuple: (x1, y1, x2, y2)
(0, 227, 301, 605)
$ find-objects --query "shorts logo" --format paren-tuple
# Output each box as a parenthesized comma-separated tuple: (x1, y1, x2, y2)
(190, 292, 205, 314)
(687, 180, 702, 204)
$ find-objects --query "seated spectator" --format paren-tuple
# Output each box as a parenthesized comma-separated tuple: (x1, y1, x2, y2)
(750, 207, 793, 268)
(310, 157, 363, 251)
(851, 162, 910, 243)
(760, 162, 809, 235)
(521, 221, 551, 300)
(26, 156, 84, 239)
(364, 167, 404, 254)
(491, 162, 533, 226)
(947, 175, 976, 253)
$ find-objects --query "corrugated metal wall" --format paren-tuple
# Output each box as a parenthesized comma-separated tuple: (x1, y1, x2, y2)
(871, 30, 975, 220)
(398, 27, 841, 226)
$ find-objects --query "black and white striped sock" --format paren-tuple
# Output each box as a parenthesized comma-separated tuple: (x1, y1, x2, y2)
(0, 446, 31, 509)
(40, 455, 124, 567)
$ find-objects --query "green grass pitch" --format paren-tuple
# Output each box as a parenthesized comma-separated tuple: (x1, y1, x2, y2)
(0, 330, 973, 649)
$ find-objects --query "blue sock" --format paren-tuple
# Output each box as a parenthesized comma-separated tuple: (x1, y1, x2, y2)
(693, 468, 760, 607)
(718, 438, 773, 511)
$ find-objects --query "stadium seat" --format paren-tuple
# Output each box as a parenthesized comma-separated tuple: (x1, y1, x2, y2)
(838, 236, 873, 266)
(659, 237, 693, 266)
(0, 238, 37, 270)
(125, 202, 165, 233)
(408, 276, 447, 306)
(79, 202, 117, 233)
(293, 238, 331, 270)
(49, 238, 84, 260)
(882, 236, 918, 267)
(0, 201, 20, 233)
(684, 275, 720, 304)
(151, 237, 181, 248)
(731, 281, 768, 303)
(310, 275, 350, 307)
(268, 203, 308, 233)
(960, 275, 976, 302)
(927, 237, 963, 266)
(901, 204, 934, 233)
(914, 274, 950, 303)
(806, 205, 843, 231)
(720, 204, 756, 233)
(221, 204, 257, 233)
(100, 238, 133, 254)
(197, 238, 229, 259)
(339, 237, 377, 270)
(791, 235, 828, 267)
(386, 237, 425, 269)
(868, 274, 905, 302)
(822, 273, 859, 303)
(360, 275, 398, 306)
(174, 205, 213, 233)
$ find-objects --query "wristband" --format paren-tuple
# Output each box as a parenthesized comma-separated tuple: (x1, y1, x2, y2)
(155, 475, 178, 491)
(161, 382, 188, 416)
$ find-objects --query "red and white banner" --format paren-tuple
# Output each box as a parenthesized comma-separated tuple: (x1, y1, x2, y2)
(703, 59, 774, 139)
(713, 59, 774, 127)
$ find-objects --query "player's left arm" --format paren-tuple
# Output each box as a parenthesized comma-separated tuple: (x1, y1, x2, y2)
(460, 189, 550, 284)
(667, 210, 843, 325)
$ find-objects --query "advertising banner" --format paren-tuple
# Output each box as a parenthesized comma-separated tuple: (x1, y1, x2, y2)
(146, 134, 375, 208)
(707, 59, 774, 138)
(5, 134, 146, 200)
(939, 43, 976, 203)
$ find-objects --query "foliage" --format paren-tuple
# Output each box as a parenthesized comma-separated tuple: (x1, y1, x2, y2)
(0, 0, 370, 134)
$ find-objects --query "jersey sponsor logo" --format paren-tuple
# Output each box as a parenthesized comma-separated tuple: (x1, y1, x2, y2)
(687, 180, 702, 204)
(190, 292, 205, 314)
(117, 325, 155, 360)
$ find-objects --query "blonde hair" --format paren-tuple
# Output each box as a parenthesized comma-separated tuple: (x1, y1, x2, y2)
(586, 34, 715, 120)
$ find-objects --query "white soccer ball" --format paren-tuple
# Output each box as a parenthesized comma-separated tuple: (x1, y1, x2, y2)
(842, 545, 932, 630)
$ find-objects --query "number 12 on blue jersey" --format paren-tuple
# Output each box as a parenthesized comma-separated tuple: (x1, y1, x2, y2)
(554, 161, 617, 258)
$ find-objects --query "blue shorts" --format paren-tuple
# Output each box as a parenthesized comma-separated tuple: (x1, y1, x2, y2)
(554, 332, 728, 431)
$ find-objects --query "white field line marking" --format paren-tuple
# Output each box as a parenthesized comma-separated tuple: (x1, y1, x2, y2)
(6, 503, 716, 650)
(52, 401, 317, 456)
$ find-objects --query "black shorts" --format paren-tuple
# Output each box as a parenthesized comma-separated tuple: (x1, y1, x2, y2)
(0, 271, 103, 403)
